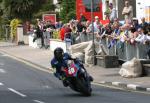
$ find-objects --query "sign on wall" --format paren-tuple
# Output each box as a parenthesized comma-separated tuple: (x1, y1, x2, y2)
(42, 14, 56, 24)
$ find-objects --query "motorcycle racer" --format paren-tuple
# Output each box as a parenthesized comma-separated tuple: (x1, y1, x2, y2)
(51, 47, 93, 87)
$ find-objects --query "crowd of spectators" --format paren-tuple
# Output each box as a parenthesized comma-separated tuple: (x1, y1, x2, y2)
(32, 16, 150, 56)
(31, 0, 150, 58)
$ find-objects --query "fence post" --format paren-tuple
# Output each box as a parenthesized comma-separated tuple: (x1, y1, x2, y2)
(136, 43, 140, 59)
(125, 43, 128, 61)
(17, 25, 24, 45)
(5, 26, 8, 41)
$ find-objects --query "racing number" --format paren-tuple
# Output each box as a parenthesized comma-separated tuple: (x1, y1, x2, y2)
(68, 67, 75, 74)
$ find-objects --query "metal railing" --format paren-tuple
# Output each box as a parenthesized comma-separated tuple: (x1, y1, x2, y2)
(76, 32, 150, 61)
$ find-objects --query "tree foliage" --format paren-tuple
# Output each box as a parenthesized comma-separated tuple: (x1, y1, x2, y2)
(59, 0, 76, 23)
(2, 0, 56, 21)
(40, 0, 55, 12)
(0, 0, 56, 39)
(3, 0, 45, 21)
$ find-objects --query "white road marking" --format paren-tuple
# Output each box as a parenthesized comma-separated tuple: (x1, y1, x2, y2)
(0, 69, 6, 73)
(8, 88, 27, 97)
(147, 88, 150, 91)
(33, 100, 45, 103)
(99, 81, 106, 84)
(112, 82, 120, 86)
(1, 54, 9, 57)
(127, 84, 140, 90)
(0, 82, 4, 86)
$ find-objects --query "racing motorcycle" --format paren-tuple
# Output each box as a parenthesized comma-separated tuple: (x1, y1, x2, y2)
(57, 59, 92, 96)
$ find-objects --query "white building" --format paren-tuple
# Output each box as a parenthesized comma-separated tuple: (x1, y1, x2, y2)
(53, 0, 60, 12)
(103, 0, 150, 22)
(53, 0, 58, 4)
(136, 0, 150, 23)
(53, 0, 150, 22)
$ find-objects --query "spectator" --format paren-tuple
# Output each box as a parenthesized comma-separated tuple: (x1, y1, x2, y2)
(43, 21, 51, 49)
(59, 24, 66, 41)
(64, 23, 72, 50)
(124, 19, 132, 26)
(76, 21, 85, 33)
(69, 20, 75, 31)
(109, 3, 117, 23)
(128, 27, 138, 44)
(113, 18, 122, 27)
(148, 23, 150, 33)
(140, 29, 150, 58)
(100, 23, 113, 39)
(80, 14, 87, 22)
(105, 23, 113, 35)
(112, 22, 121, 37)
(84, 20, 91, 41)
(55, 22, 59, 29)
(33, 19, 45, 48)
(70, 25, 77, 44)
(145, 32, 150, 58)
(122, 0, 133, 20)
(55, 21, 63, 29)
(104, 0, 111, 20)
(88, 16, 102, 40)
(140, 17, 149, 31)
(132, 18, 140, 30)
(59, 21, 63, 28)
(76, 21, 86, 42)
(45, 20, 56, 38)
(135, 27, 146, 43)
(85, 20, 91, 33)
(91, 16, 102, 33)
(64, 23, 72, 41)
(118, 26, 129, 42)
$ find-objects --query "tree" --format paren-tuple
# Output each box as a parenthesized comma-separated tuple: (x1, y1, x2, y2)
(40, 0, 55, 12)
(0, 0, 56, 39)
(59, 0, 76, 23)
(3, 0, 45, 21)
(1, 0, 57, 22)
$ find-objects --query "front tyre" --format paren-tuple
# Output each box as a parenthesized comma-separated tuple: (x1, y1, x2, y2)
(77, 76, 92, 96)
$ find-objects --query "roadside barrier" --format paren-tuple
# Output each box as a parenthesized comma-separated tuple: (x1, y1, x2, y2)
(78, 33, 149, 61)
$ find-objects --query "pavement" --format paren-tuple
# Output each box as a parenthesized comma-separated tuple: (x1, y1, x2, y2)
(0, 41, 150, 93)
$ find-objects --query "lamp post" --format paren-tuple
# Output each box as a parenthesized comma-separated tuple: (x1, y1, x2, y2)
(91, 0, 96, 65)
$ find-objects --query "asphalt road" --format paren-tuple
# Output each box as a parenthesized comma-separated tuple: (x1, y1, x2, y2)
(0, 53, 150, 103)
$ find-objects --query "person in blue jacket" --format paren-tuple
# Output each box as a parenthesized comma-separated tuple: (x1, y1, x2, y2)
(51, 47, 93, 87)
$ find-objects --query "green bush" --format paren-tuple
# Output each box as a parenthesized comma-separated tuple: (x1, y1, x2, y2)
(10, 18, 22, 41)
(59, 0, 76, 23)
(53, 30, 60, 39)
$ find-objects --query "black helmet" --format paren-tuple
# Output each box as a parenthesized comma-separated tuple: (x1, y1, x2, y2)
(54, 47, 64, 61)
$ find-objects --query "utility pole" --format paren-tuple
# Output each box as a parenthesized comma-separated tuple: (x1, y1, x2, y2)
(91, 0, 96, 65)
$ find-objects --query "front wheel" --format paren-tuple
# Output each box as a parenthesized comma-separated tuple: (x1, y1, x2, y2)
(77, 76, 92, 96)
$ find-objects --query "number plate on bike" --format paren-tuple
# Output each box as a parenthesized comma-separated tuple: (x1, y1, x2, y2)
(68, 67, 75, 74)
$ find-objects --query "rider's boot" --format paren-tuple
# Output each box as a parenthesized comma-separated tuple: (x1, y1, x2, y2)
(89, 75, 93, 82)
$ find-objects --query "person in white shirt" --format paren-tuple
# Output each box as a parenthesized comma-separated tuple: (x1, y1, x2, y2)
(109, 3, 117, 23)
(144, 32, 150, 59)
(135, 28, 146, 43)
(88, 16, 102, 40)
(122, 1, 133, 20)
(91, 16, 101, 33)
